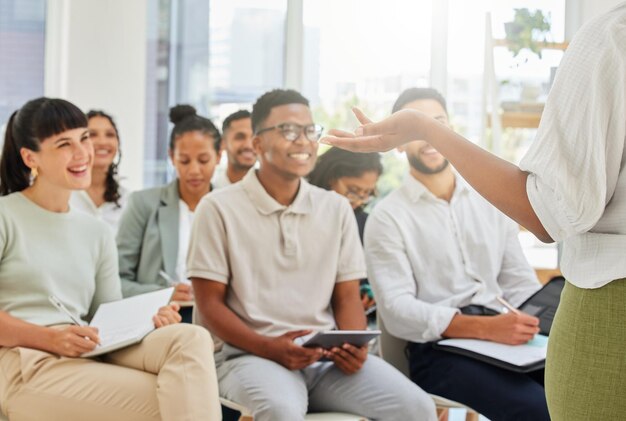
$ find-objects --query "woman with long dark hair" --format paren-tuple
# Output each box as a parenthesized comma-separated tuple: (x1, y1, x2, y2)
(70, 110, 127, 231)
(0, 98, 220, 420)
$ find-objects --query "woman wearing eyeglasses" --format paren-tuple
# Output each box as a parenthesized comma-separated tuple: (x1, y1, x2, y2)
(308, 147, 383, 313)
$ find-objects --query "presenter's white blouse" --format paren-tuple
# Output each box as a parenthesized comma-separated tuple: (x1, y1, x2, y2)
(520, 4, 626, 289)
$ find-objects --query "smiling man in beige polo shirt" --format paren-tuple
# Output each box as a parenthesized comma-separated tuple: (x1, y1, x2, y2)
(187, 89, 436, 421)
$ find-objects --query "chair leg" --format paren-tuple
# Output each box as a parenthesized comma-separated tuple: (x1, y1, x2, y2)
(465, 411, 480, 421)
(437, 408, 449, 421)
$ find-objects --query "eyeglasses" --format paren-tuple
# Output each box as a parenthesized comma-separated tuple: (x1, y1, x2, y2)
(345, 189, 376, 206)
(256, 123, 324, 142)
(334, 181, 375, 207)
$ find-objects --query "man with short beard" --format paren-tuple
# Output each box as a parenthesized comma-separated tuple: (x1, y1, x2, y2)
(365, 88, 550, 421)
(213, 110, 256, 188)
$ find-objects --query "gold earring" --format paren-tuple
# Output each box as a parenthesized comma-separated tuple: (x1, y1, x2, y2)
(31, 167, 38, 180)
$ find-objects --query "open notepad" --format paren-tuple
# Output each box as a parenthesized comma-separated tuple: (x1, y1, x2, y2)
(82, 287, 174, 358)
(434, 334, 548, 373)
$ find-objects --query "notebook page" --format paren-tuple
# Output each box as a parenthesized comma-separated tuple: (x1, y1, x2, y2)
(89, 287, 174, 348)
(437, 335, 548, 367)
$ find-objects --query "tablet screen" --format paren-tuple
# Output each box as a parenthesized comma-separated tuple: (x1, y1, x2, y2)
(302, 330, 381, 349)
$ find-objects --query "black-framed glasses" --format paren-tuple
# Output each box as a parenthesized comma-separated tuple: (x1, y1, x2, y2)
(256, 123, 324, 142)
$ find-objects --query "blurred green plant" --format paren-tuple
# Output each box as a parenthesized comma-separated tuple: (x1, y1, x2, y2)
(375, 151, 408, 200)
(312, 94, 377, 134)
(504, 8, 551, 59)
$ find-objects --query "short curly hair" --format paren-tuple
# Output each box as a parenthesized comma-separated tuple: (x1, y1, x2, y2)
(251, 89, 309, 134)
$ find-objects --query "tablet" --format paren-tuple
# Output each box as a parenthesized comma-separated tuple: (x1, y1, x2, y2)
(174, 300, 195, 308)
(518, 276, 565, 335)
(302, 330, 381, 349)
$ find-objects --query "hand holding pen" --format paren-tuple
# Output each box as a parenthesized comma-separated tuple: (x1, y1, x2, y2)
(482, 296, 540, 345)
(48, 295, 100, 357)
(159, 271, 194, 302)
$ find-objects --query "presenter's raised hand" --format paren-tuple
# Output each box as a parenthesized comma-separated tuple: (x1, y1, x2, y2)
(321, 107, 436, 152)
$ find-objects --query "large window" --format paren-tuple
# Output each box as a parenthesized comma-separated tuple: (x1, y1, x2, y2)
(0, 0, 46, 136)
(143, 0, 211, 187)
(144, 0, 286, 187)
(142, 0, 567, 191)
(302, 0, 432, 196)
(303, 0, 432, 127)
(446, 0, 566, 162)
(208, 0, 287, 122)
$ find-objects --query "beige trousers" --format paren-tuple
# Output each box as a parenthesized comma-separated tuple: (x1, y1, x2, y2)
(0, 323, 221, 421)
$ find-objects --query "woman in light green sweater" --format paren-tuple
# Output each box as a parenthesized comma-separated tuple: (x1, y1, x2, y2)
(0, 98, 220, 420)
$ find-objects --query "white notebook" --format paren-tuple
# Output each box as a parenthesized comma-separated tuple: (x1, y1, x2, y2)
(82, 287, 174, 357)
(435, 334, 548, 371)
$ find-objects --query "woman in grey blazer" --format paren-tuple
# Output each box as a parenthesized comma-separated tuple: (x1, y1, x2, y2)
(117, 105, 221, 321)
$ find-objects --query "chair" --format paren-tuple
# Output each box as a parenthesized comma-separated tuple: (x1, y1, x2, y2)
(220, 397, 367, 421)
(377, 316, 480, 421)
(192, 308, 367, 421)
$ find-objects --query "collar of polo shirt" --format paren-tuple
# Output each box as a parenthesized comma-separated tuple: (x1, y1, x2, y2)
(241, 169, 313, 215)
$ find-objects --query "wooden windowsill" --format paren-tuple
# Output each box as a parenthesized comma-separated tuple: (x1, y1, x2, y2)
(492, 39, 569, 51)
(487, 111, 542, 128)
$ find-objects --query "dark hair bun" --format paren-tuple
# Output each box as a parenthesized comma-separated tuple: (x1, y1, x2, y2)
(169, 104, 197, 125)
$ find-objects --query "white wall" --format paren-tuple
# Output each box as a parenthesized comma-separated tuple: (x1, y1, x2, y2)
(45, 0, 148, 190)
(565, 0, 624, 39)
(580, 0, 623, 22)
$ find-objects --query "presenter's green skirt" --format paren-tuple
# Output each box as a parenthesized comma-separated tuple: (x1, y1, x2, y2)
(545, 278, 626, 420)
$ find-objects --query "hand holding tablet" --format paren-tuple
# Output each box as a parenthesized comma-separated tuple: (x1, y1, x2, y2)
(302, 330, 381, 349)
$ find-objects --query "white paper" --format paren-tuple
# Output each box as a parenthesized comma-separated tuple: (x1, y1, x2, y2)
(83, 287, 174, 357)
(437, 335, 548, 367)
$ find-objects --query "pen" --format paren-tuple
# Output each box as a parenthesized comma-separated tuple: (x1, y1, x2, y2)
(496, 296, 521, 315)
(49, 295, 85, 326)
(159, 270, 191, 286)
(48, 296, 100, 347)
(158, 270, 177, 286)
(365, 304, 377, 316)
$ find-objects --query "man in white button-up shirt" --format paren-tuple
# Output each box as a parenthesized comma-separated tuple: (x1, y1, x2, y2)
(366, 88, 549, 421)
